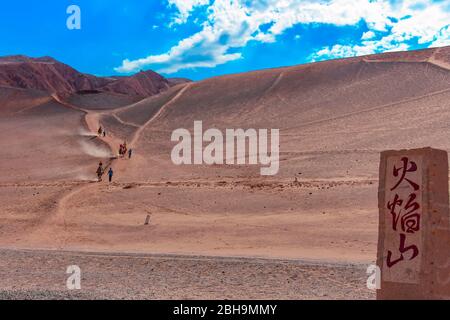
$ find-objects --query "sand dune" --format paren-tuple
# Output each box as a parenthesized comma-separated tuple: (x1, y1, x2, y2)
(2, 46, 450, 298)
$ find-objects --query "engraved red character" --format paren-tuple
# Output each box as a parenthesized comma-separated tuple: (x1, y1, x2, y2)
(390, 157, 419, 191)
(385, 156, 421, 269)
(387, 193, 421, 233)
(386, 233, 419, 268)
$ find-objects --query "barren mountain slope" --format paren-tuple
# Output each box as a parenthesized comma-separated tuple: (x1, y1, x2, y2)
(2, 46, 450, 263)
(114, 46, 450, 182)
(0, 55, 181, 99)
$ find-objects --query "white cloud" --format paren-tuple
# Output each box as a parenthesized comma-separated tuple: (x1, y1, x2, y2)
(361, 31, 375, 40)
(430, 26, 450, 47)
(310, 41, 410, 61)
(312, 0, 450, 61)
(116, 0, 450, 74)
(116, 0, 252, 73)
(168, 0, 210, 25)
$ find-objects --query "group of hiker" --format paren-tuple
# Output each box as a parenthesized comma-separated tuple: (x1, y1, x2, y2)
(119, 142, 132, 159)
(96, 162, 113, 183)
(95, 126, 133, 183)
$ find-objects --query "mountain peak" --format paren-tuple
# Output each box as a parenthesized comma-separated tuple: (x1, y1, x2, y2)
(0, 55, 191, 98)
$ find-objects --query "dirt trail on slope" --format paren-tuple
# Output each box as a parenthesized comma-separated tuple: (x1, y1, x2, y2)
(129, 83, 192, 147)
(284, 85, 450, 132)
(19, 84, 193, 249)
(20, 96, 128, 247)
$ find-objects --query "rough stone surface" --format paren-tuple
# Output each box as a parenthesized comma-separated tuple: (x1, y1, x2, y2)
(377, 147, 450, 299)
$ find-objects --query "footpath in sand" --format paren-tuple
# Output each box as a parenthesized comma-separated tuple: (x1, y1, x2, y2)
(14, 85, 189, 249)
(0, 83, 379, 299)
(2, 81, 379, 264)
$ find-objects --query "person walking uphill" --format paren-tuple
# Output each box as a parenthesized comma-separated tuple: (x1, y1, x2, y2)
(128, 148, 132, 159)
(96, 162, 104, 182)
(108, 167, 114, 183)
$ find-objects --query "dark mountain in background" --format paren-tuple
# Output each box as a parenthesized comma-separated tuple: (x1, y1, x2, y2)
(0, 55, 190, 98)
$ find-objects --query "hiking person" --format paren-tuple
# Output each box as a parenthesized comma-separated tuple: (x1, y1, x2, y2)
(108, 168, 114, 183)
(98, 126, 103, 136)
(128, 148, 132, 159)
(96, 162, 104, 182)
(123, 141, 127, 156)
(119, 144, 123, 156)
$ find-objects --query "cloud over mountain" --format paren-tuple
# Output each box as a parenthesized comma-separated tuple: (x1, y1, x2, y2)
(116, 0, 450, 74)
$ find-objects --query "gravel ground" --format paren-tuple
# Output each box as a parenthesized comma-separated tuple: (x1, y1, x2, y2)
(0, 248, 375, 300)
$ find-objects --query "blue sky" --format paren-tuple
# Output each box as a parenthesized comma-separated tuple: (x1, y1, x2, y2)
(0, 1, 449, 80)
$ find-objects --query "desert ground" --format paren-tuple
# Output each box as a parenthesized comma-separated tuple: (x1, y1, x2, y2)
(1, 46, 450, 299)
(0, 248, 372, 300)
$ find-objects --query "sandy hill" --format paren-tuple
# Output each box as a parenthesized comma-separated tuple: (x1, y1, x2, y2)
(112, 46, 450, 182)
(1, 46, 450, 263)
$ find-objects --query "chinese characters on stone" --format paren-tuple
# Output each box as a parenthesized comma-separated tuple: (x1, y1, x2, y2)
(386, 157, 421, 268)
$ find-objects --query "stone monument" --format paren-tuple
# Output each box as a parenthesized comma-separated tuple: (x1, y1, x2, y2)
(377, 147, 450, 299)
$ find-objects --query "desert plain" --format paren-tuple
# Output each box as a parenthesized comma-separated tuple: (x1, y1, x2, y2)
(2, 46, 450, 299)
